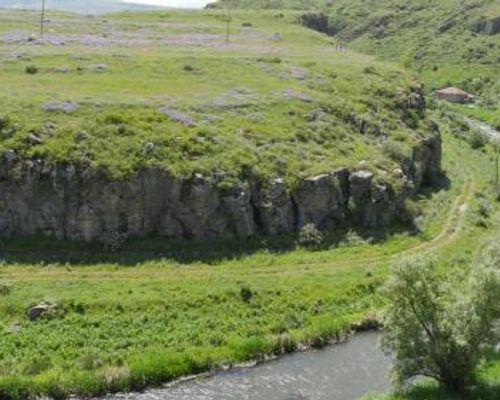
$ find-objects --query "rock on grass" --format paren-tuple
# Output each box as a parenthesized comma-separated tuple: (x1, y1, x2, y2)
(42, 101, 78, 113)
(159, 106, 197, 127)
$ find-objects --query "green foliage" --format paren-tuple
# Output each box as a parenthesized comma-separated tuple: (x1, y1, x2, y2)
(0, 129, 495, 399)
(240, 286, 253, 303)
(467, 129, 489, 149)
(476, 198, 492, 218)
(298, 223, 324, 248)
(0, 283, 11, 296)
(99, 230, 128, 253)
(0, 8, 430, 181)
(24, 65, 38, 75)
(382, 253, 500, 393)
(381, 140, 407, 163)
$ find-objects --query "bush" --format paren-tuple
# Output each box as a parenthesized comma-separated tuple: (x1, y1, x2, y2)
(298, 223, 324, 248)
(182, 64, 195, 72)
(0, 283, 11, 296)
(25, 65, 38, 75)
(240, 286, 253, 303)
(467, 130, 489, 149)
(382, 254, 500, 394)
(256, 56, 282, 64)
(381, 139, 407, 162)
(99, 230, 127, 253)
(476, 198, 491, 218)
(0, 115, 10, 133)
(363, 66, 378, 75)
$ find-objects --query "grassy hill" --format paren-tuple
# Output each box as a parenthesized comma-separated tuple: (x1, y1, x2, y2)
(213, 0, 500, 127)
(0, 3, 499, 400)
(0, 8, 429, 183)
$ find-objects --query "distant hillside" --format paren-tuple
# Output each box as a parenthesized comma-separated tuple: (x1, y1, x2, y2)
(213, 0, 500, 125)
(0, 0, 160, 12)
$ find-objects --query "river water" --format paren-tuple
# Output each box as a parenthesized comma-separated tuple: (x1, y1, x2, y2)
(99, 333, 391, 400)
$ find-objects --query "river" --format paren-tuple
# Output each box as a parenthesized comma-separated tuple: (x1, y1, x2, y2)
(97, 333, 391, 400)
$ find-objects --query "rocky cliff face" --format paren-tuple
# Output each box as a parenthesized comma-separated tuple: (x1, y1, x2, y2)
(0, 133, 441, 241)
(472, 16, 500, 35)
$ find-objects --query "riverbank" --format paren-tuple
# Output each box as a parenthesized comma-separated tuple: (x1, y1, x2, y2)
(0, 129, 498, 399)
(362, 356, 500, 400)
(95, 332, 390, 400)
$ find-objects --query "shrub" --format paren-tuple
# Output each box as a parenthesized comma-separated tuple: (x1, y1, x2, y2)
(381, 139, 407, 162)
(382, 254, 500, 394)
(298, 223, 324, 248)
(256, 56, 282, 64)
(363, 66, 378, 75)
(0, 283, 11, 296)
(476, 198, 491, 218)
(467, 130, 488, 149)
(240, 286, 253, 303)
(99, 229, 127, 253)
(0, 115, 10, 133)
(25, 65, 38, 75)
(340, 230, 372, 247)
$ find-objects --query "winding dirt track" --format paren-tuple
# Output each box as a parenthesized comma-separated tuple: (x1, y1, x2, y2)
(2, 169, 474, 281)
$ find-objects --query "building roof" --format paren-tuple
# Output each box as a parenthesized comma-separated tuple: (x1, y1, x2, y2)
(436, 87, 474, 96)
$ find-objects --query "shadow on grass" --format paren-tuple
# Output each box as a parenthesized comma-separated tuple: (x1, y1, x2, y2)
(0, 178, 450, 267)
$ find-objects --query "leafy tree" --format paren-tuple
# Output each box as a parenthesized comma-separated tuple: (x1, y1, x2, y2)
(382, 254, 500, 394)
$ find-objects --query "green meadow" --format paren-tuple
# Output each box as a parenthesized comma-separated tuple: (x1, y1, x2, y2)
(1, 125, 499, 398)
(0, 1, 499, 399)
(0, 9, 428, 183)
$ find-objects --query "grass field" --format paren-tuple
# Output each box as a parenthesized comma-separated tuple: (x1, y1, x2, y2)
(0, 2, 499, 399)
(215, 0, 500, 128)
(0, 8, 431, 184)
(1, 124, 499, 399)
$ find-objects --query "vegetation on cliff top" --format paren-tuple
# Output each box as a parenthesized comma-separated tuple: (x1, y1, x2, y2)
(0, 8, 430, 182)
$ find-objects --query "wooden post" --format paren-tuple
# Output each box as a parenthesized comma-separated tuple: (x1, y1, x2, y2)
(40, 0, 45, 38)
(226, 0, 233, 45)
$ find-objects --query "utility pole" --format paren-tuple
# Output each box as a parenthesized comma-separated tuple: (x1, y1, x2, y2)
(40, 0, 46, 39)
(226, 0, 233, 45)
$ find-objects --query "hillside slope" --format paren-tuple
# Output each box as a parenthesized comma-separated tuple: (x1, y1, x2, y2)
(0, 9, 441, 240)
(213, 0, 500, 125)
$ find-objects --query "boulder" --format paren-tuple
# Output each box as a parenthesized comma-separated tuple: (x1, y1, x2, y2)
(26, 302, 55, 320)
(471, 16, 500, 35)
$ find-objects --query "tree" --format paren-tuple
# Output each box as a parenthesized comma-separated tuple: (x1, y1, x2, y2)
(381, 253, 500, 394)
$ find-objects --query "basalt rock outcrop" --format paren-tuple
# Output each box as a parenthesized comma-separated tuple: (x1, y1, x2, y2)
(0, 133, 441, 241)
(471, 16, 500, 35)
